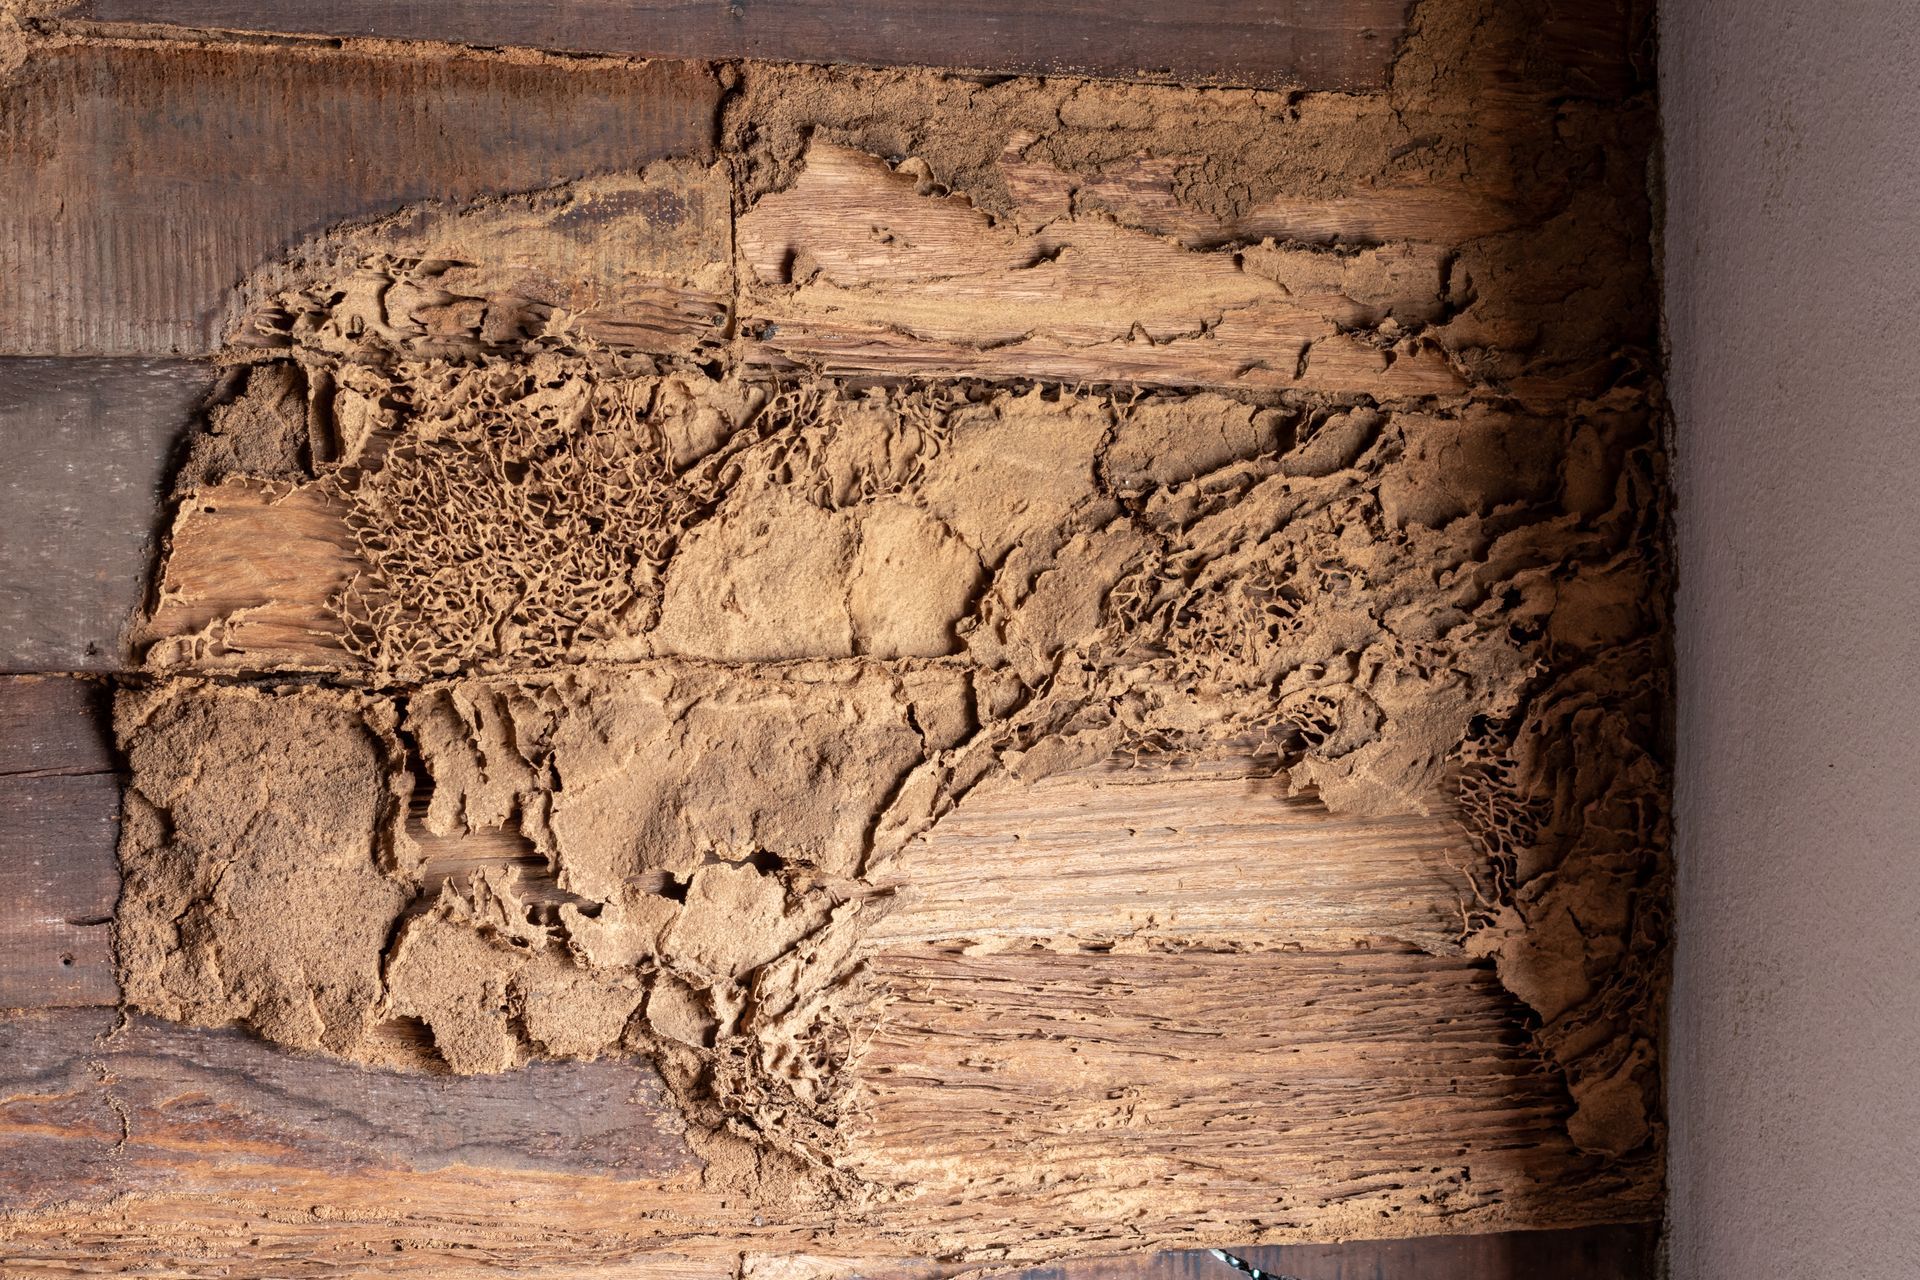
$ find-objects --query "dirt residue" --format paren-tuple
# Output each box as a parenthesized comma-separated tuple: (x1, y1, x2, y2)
(727, 0, 1647, 237)
(123, 371, 1669, 1174)
(114, 0, 1669, 1242)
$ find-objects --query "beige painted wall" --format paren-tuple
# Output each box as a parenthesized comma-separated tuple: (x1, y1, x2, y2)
(1662, 2, 1920, 1275)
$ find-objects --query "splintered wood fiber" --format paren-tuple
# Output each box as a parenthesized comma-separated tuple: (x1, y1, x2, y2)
(72, 0, 1668, 1263)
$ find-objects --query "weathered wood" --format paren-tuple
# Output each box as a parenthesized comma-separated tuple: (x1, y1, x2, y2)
(0, 1008, 749, 1277)
(869, 757, 1477, 956)
(0, 42, 720, 355)
(0, 675, 116, 777)
(0, 676, 1658, 1265)
(0, 677, 119, 1011)
(1004, 1225, 1658, 1280)
(737, 144, 1464, 397)
(846, 947, 1656, 1252)
(0, 938, 1658, 1272)
(228, 160, 735, 362)
(66, 0, 1413, 91)
(0, 360, 213, 671)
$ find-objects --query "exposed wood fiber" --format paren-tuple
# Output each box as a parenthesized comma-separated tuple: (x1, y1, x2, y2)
(0, 0, 1668, 1271)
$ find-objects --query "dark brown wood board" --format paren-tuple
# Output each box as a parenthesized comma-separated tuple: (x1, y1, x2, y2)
(0, 677, 120, 1011)
(67, 0, 1413, 90)
(0, 360, 213, 671)
(0, 42, 721, 355)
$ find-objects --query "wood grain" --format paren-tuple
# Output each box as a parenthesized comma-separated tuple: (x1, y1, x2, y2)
(0, 1008, 751, 1277)
(0, 42, 720, 355)
(0, 951, 1657, 1273)
(1006, 1225, 1657, 1280)
(847, 946, 1658, 1250)
(869, 757, 1477, 956)
(0, 683, 1659, 1269)
(0, 677, 119, 1011)
(737, 145, 1464, 397)
(67, 0, 1413, 90)
(0, 360, 213, 671)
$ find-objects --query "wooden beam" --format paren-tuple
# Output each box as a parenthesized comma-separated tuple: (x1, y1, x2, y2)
(0, 674, 1658, 1265)
(64, 0, 1414, 91)
(868, 757, 1476, 957)
(0, 1008, 748, 1277)
(0, 42, 721, 355)
(845, 946, 1654, 1249)
(0, 360, 213, 671)
(0, 677, 120, 1011)
(1001, 1226, 1659, 1280)
(736, 144, 1464, 396)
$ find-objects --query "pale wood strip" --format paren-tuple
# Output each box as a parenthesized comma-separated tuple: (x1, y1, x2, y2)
(848, 947, 1659, 1252)
(870, 758, 1476, 957)
(737, 146, 1465, 398)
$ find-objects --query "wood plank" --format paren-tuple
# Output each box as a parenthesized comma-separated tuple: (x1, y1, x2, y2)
(0, 678, 120, 1011)
(737, 144, 1464, 397)
(0, 672, 1657, 1264)
(66, 0, 1413, 91)
(0, 42, 720, 355)
(0, 359, 213, 671)
(0, 958, 1656, 1271)
(844, 947, 1657, 1254)
(0, 674, 116, 777)
(868, 757, 1477, 957)
(1005, 1225, 1658, 1280)
(0, 1008, 750, 1277)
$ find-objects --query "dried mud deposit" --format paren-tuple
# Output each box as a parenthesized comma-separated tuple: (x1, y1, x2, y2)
(110, 0, 1668, 1256)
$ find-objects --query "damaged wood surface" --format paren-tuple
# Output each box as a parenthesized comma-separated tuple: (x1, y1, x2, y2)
(63, 0, 1414, 90)
(0, 682, 1659, 1270)
(0, 40, 720, 355)
(0, 1, 1669, 1272)
(0, 1008, 742, 1278)
(1019, 1227, 1659, 1280)
(736, 144, 1463, 396)
(868, 758, 1478, 955)
(0, 982, 1655, 1280)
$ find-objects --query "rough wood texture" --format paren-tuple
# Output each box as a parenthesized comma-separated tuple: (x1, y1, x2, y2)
(0, 677, 119, 1011)
(1013, 1226, 1658, 1280)
(0, 1008, 745, 1277)
(737, 144, 1463, 396)
(0, 1008, 1653, 1278)
(0, 2, 1667, 1272)
(66, 0, 1413, 90)
(0, 951, 1655, 1271)
(844, 946, 1650, 1251)
(0, 360, 213, 671)
(869, 758, 1477, 956)
(0, 684, 1659, 1266)
(0, 42, 720, 354)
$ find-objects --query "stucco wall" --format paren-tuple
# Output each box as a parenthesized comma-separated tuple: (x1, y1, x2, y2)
(1662, 3, 1920, 1276)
